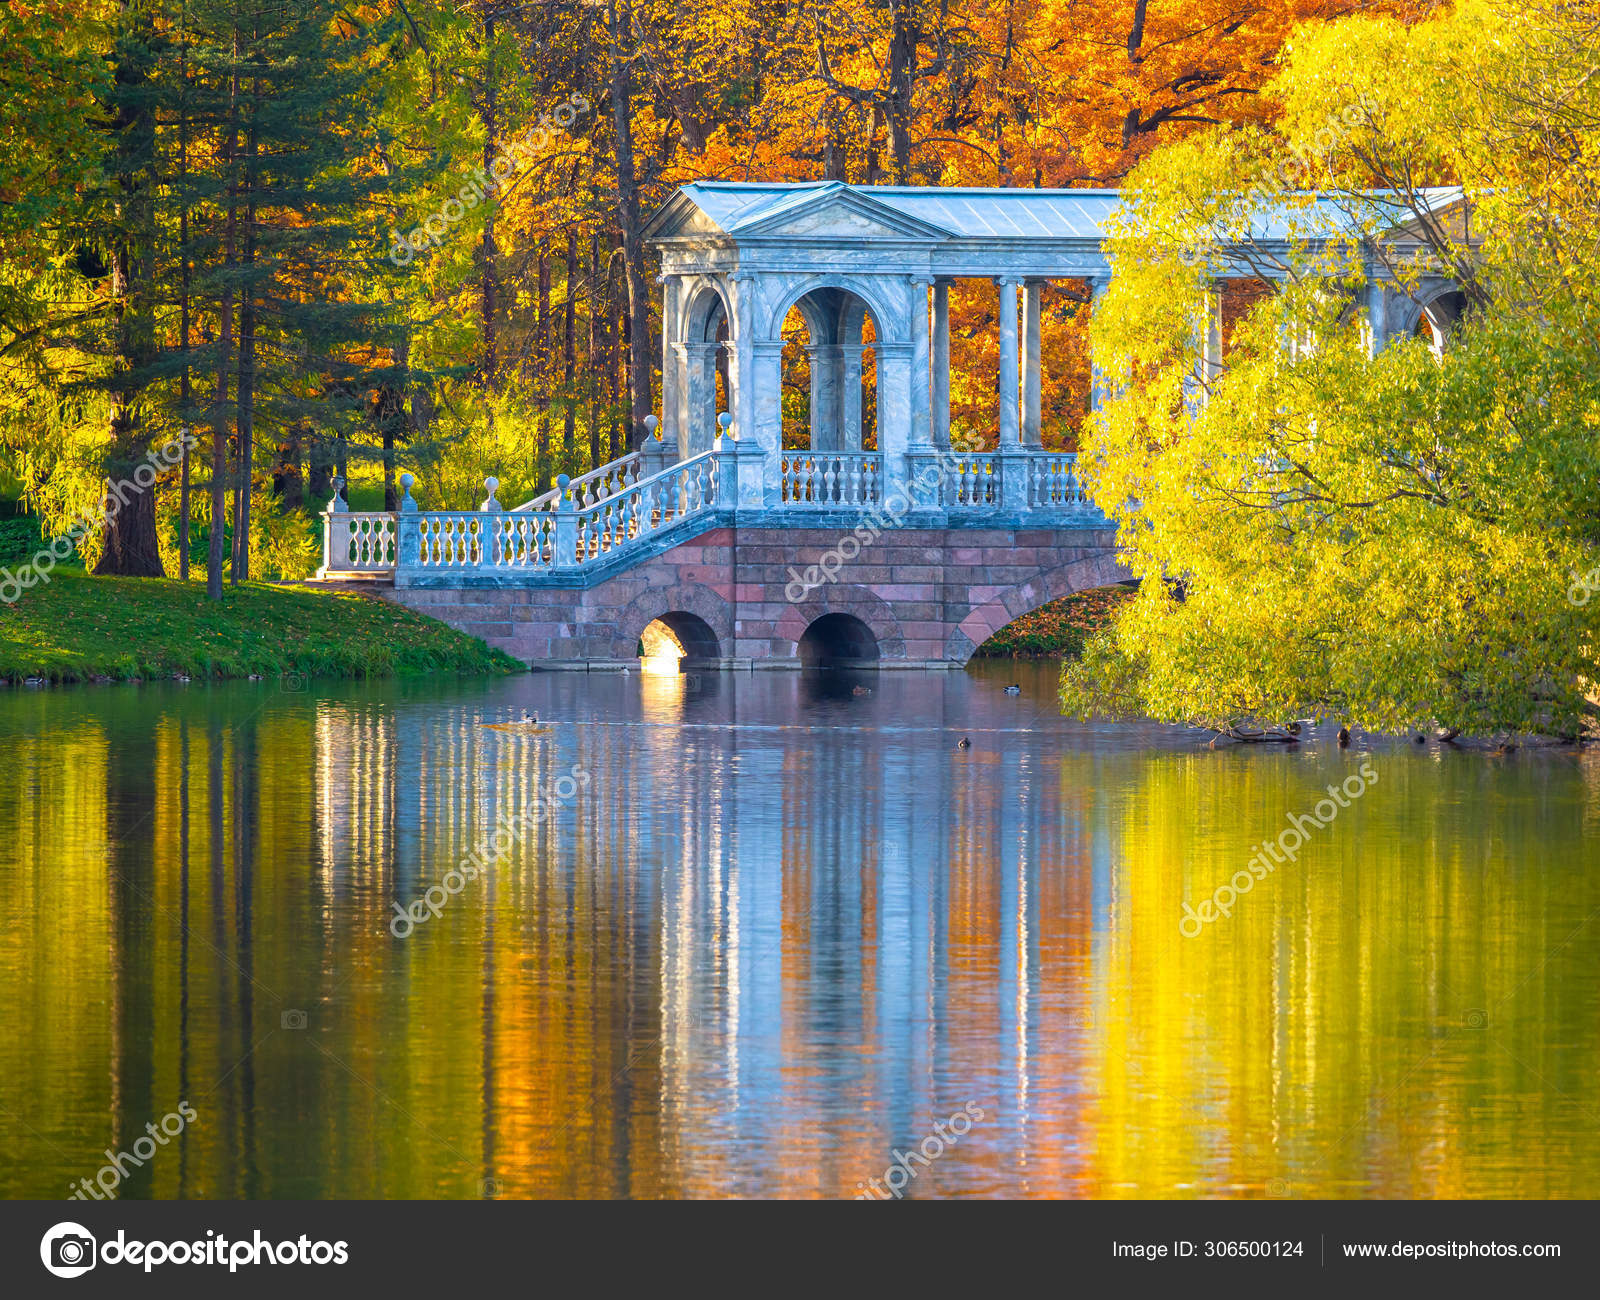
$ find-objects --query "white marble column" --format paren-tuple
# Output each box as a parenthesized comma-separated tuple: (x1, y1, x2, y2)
(840, 344, 865, 451)
(909, 277, 933, 447)
(875, 340, 913, 488)
(1184, 280, 1223, 413)
(1088, 275, 1112, 413)
(659, 276, 681, 454)
(678, 343, 720, 455)
(996, 278, 1021, 447)
(1021, 280, 1043, 447)
(1205, 281, 1224, 386)
(932, 280, 951, 448)
(750, 339, 787, 492)
(806, 344, 843, 450)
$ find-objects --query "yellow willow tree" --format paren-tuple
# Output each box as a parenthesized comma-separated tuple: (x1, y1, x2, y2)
(1061, 0, 1600, 741)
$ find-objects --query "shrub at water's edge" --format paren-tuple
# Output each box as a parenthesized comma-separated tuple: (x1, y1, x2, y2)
(0, 571, 520, 684)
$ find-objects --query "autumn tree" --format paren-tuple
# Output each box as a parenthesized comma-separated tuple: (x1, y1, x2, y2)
(1060, 0, 1600, 739)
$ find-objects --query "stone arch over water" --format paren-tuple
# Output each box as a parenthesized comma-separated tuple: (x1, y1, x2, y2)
(798, 612, 882, 667)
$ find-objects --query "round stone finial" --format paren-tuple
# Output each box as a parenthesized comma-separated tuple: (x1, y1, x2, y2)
(400, 471, 414, 489)
(644, 414, 659, 439)
(717, 412, 732, 431)
(484, 475, 498, 493)
(556, 473, 571, 489)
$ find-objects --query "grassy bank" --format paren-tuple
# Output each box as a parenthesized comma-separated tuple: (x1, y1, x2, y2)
(974, 584, 1137, 659)
(0, 571, 520, 684)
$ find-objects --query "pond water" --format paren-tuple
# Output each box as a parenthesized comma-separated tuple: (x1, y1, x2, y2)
(2, 661, 1598, 1199)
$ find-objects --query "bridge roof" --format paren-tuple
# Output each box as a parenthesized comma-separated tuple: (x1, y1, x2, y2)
(646, 180, 1469, 274)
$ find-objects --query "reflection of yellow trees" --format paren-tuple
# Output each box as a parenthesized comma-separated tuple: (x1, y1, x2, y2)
(1091, 750, 1600, 1198)
(6, 683, 1600, 1199)
(0, 717, 113, 1197)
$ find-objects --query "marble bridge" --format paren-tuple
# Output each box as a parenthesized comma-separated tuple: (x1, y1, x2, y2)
(319, 181, 1465, 669)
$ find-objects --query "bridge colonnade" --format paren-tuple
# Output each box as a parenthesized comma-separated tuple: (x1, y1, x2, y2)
(646, 182, 1469, 512)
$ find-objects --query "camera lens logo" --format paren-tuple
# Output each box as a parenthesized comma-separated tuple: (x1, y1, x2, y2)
(40, 1223, 97, 1278)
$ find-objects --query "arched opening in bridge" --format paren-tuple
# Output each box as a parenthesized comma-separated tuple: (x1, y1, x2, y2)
(678, 286, 731, 456)
(780, 288, 878, 451)
(968, 581, 1139, 660)
(637, 613, 721, 673)
(797, 612, 879, 668)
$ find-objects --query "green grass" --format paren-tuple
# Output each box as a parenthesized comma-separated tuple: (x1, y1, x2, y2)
(0, 570, 521, 684)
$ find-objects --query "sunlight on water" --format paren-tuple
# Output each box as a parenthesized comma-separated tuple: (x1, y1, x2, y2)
(1, 663, 1597, 1199)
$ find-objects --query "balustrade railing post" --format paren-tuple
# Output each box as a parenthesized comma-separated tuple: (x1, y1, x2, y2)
(997, 448, 1031, 515)
(552, 474, 578, 570)
(723, 412, 767, 517)
(317, 476, 348, 577)
(904, 449, 951, 516)
(716, 414, 741, 511)
(394, 472, 420, 582)
(477, 475, 502, 570)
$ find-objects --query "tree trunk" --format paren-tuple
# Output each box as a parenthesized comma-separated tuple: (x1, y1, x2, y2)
(95, 475, 165, 576)
(231, 56, 260, 585)
(607, 242, 622, 461)
(177, 1, 192, 581)
(478, 8, 499, 386)
(886, 3, 917, 183)
(206, 19, 240, 602)
(95, 0, 163, 578)
(588, 231, 599, 469)
(274, 422, 304, 510)
(307, 433, 332, 503)
(537, 248, 550, 482)
(563, 228, 577, 461)
(609, 0, 653, 448)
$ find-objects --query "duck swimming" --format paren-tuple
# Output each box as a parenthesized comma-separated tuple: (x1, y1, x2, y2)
(482, 709, 542, 731)
(852, 685, 873, 696)
(956, 737, 971, 750)
(1004, 684, 1021, 695)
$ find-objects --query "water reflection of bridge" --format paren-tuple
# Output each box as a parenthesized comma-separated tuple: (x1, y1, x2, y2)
(7, 675, 1599, 1198)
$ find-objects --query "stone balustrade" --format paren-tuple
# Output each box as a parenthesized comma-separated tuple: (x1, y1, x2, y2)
(319, 438, 1105, 585)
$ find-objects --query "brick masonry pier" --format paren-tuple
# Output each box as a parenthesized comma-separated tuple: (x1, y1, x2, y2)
(377, 523, 1126, 669)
